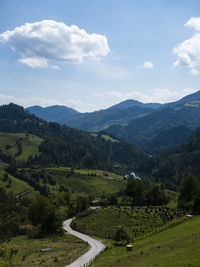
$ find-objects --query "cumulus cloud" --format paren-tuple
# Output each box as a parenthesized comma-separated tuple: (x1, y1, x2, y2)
(173, 17, 200, 74)
(94, 88, 198, 104)
(185, 17, 200, 31)
(0, 20, 110, 68)
(190, 68, 200, 75)
(143, 61, 154, 69)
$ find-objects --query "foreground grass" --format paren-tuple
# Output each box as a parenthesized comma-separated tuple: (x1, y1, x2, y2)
(91, 216, 200, 267)
(11, 234, 88, 267)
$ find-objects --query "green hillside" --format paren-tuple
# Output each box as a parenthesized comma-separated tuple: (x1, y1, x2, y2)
(91, 216, 200, 267)
(0, 132, 43, 161)
(0, 168, 33, 195)
(23, 167, 125, 197)
(0, 103, 147, 170)
(138, 127, 200, 190)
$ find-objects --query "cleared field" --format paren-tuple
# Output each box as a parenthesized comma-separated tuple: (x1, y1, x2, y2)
(26, 168, 125, 197)
(91, 216, 200, 267)
(46, 167, 123, 180)
(0, 132, 43, 160)
(0, 169, 32, 195)
(11, 234, 89, 267)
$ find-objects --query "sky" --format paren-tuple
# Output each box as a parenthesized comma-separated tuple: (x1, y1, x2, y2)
(0, 0, 200, 112)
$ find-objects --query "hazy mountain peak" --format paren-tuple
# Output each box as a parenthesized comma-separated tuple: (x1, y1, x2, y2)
(26, 105, 79, 122)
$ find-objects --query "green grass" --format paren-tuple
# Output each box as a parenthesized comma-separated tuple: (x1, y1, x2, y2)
(46, 167, 123, 180)
(73, 207, 184, 240)
(101, 135, 119, 143)
(0, 169, 32, 195)
(26, 168, 125, 197)
(91, 216, 200, 267)
(11, 234, 89, 267)
(0, 132, 43, 161)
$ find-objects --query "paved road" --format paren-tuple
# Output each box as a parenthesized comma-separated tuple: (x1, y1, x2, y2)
(63, 218, 106, 267)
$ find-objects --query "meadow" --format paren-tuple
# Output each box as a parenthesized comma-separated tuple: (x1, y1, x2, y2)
(24, 167, 125, 197)
(0, 132, 43, 161)
(90, 216, 200, 267)
(11, 234, 88, 267)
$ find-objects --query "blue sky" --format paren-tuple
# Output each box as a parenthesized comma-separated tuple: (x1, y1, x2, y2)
(0, 0, 200, 112)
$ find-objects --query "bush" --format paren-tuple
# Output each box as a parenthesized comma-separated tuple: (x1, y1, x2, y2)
(113, 226, 131, 245)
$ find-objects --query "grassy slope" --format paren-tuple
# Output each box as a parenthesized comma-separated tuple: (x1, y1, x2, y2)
(11, 234, 88, 267)
(43, 168, 125, 197)
(0, 168, 32, 195)
(73, 207, 184, 240)
(91, 216, 200, 267)
(0, 132, 43, 160)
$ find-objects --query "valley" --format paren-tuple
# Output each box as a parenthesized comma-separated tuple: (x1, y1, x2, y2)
(0, 95, 200, 267)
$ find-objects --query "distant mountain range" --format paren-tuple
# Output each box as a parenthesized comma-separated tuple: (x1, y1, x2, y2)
(27, 99, 162, 130)
(26, 90, 200, 155)
(106, 90, 200, 154)
(26, 105, 79, 122)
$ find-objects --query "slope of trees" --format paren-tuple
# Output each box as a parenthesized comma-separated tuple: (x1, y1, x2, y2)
(136, 127, 200, 190)
(0, 103, 147, 170)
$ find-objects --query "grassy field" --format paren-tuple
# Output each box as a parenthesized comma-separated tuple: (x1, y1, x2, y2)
(0, 132, 43, 161)
(101, 135, 119, 143)
(11, 234, 88, 267)
(73, 207, 184, 240)
(46, 167, 123, 180)
(91, 216, 200, 267)
(24, 167, 125, 197)
(0, 168, 32, 195)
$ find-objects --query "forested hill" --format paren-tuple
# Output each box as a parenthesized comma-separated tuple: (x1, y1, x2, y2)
(137, 127, 200, 190)
(0, 103, 147, 170)
(106, 103, 200, 154)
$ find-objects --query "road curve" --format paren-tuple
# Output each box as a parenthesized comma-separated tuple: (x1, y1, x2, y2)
(63, 218, 106, 267)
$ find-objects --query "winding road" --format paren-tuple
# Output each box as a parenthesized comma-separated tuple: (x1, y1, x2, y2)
(63, 218, 106, 267)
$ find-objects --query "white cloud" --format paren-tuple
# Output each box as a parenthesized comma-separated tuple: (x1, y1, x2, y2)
(173, 17, 200, 73)
(0, 94, 85, 111)
(143, 61, 154, 69)
(51, 65, 60, 70)
(190, 68, 200, 75)
(185, 17, 200, 31)
(94, 88, 198, 104)
(18, 57, 48, 68)
(0, 20, 110, 68)
(173, 53, 195, 68)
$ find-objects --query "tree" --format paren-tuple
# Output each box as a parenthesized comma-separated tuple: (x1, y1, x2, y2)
(28, 196, 63, 237)
(125, 179, 145, 206)
(0, 188, 23, 242)
(113, 226, 131, 245)
(146, 184, 169, 205)
(76, 196, 89, 213)
(109, 194, 118, 206)
(28, 196, 51, 226)
(178, 174, 199, 210)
